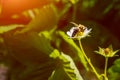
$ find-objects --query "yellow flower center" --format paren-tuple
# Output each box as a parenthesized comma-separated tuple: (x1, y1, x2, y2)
(104, 48, 110, 55)
(78, 32, 83, 36)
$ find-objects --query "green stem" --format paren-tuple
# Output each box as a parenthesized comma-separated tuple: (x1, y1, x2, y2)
(104, 57, 108, 80)
(78, 39, 100, 79)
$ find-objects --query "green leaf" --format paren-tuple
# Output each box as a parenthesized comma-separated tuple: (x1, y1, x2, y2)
(15, 59, 56, 80)
(57, 31, 88, 70)
(18, 4, 58, 34)
(50, 49, 60, 59)
(109, 59, 120, 73)
(49, 52, 83, 80)
(108, 59, 120, 80)
(3, 30, 54, 66)
(0, 24, 24, 34)
(3, 30, 57, 80)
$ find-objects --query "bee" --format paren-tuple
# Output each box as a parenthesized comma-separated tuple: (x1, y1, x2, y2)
(67, 22, 91, 38)
(71, 28, 79, 37)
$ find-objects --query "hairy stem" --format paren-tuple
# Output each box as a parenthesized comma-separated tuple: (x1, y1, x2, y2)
(78, 39, 100, 79)
(104, 57, 108, 80)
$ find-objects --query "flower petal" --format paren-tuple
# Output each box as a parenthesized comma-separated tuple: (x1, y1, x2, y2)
(67, 31, 72, 37)
(82, 28, 92, 38)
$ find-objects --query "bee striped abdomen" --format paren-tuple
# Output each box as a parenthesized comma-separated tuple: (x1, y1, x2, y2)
(72, 28, 79, 37)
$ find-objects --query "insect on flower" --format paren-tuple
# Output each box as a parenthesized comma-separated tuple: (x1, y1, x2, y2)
(67, 22, 92, 39)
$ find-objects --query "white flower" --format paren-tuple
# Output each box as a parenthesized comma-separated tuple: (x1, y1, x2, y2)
(67, 22, 92, 39)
